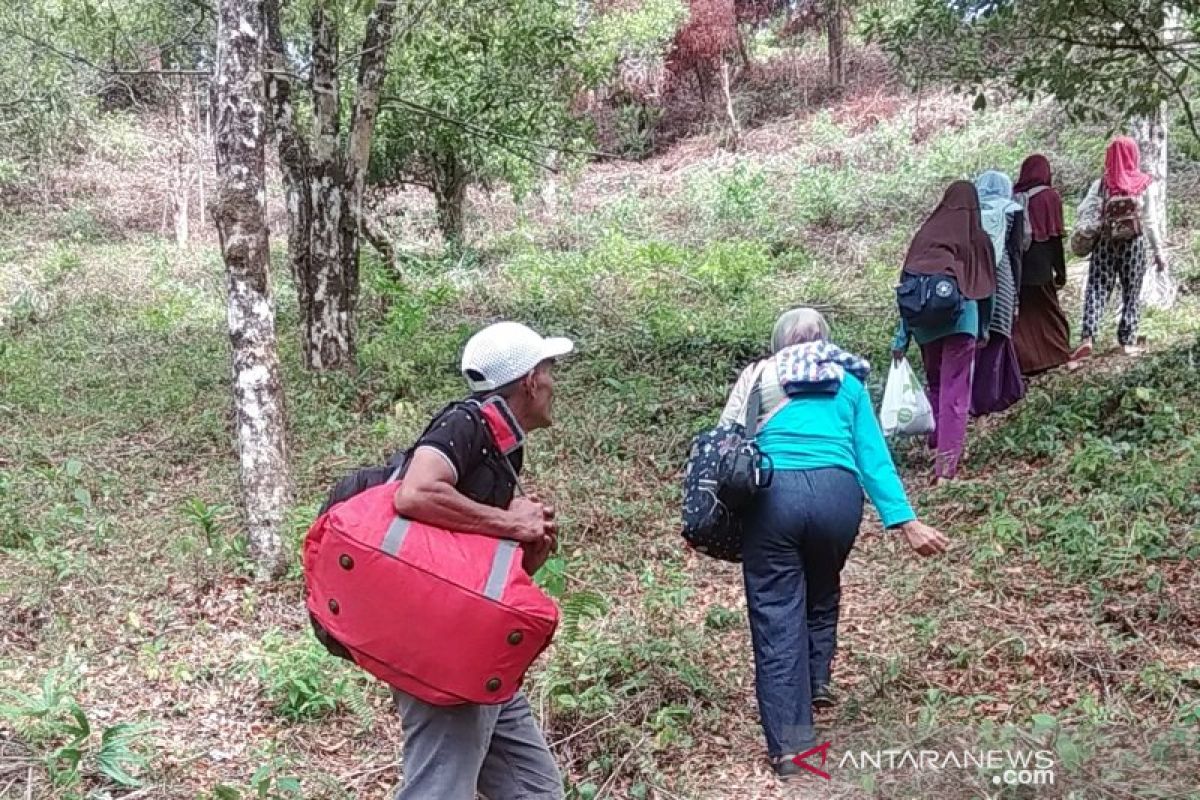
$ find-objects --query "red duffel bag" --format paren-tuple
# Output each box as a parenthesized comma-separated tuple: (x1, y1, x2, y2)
(303, 481, 559, 706)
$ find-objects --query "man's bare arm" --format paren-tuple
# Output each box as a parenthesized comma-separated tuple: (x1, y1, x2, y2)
(393, 448, 544, 543)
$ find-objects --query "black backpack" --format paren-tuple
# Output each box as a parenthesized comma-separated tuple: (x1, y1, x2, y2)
(896, 272, 964, 329)
(680, 367, 774, 562)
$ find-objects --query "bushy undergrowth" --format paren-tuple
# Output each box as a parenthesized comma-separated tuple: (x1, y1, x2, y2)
(955, 340, 1200, 580)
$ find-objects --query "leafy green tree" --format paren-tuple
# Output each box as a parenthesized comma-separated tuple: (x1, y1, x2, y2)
(0, 0, 212, 185)
(865, 0, 1194, 251)
(864, 0, 1198, 136)
(582, 0, 687, 157)
(370, 0, 591, 247)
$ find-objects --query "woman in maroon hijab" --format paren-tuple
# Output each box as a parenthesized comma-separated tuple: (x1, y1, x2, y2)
(1011, 154, 1071, 374)
(892, 181, 997, 481)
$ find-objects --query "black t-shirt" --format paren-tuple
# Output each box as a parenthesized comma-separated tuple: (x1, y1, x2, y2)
(404, 402, 523, 509)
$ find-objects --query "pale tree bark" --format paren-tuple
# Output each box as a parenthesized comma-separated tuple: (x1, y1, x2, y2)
(213, 0, 291, 580)
(264, 0, 399, 371)
(172, 149, 190, 247)
(1131, 2, 1176, 307)
(1131, 108, 1168, 242)
(540, 151, 559, 219)
(720, 59, 741, 152)
(196, 85, 208, 239)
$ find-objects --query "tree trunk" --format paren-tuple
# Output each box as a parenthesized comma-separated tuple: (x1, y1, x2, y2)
(306, 159, 358, 369)
(540, 152, 559, 218)
(346, 0, 399, 233)
(720, 59, 741, 152)
(1131, 2, 1175, 307)
(1131, 108, 1168, 240)
(736, 27, 751, 70)
(432, 153, 467, 248)
(213, 0, 291, 580)
(171, 90, 191, 247)
(173, 150, 191, 247)
(263, 0, 398, 372)
(265, 0, 313, 291)
(196, 85, 208, 237)
(827, 0, 845, 88)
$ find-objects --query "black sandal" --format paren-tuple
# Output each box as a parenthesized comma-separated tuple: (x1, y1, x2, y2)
(812, 684, 837, 709)
(772, 755, 802, 779)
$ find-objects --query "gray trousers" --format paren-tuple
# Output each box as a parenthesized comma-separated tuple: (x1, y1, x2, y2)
(393, 690, 563, 800)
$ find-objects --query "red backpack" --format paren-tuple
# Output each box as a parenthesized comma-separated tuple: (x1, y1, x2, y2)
(303, 399, 559, 705)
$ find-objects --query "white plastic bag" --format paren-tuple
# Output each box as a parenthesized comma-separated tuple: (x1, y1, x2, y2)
(1070, 180, 1103, 257)
(880, 358, 936, 437)
(1140, 266, 1178, 311)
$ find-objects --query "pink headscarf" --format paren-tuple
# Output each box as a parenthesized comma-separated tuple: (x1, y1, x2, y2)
(1104, 136, 1152, 196)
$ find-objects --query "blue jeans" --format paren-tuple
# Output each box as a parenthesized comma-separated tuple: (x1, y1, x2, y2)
(742, 468, 864, 758)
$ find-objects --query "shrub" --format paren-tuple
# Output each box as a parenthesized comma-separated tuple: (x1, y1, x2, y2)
(256, 632, 374, 726)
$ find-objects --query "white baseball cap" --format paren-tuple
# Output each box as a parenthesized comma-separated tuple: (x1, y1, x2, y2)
(461, 321, 575, 393)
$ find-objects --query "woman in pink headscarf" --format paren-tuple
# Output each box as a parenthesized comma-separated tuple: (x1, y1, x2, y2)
(1072, 137, 1167, 361)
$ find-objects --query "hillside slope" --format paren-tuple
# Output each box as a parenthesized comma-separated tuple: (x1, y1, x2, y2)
(2, 64, 1199, 799)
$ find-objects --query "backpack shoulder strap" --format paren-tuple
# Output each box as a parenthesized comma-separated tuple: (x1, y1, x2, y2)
(744, 360, 769, 440)
(464, 398, 526, 495)
(394, 399, 474, 481)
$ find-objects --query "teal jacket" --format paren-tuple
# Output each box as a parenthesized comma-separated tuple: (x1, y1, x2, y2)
(757, 374, 917, 528)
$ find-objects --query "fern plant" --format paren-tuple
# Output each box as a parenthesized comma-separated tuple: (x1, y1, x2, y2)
(1, 669, 149, 790)
(559, 591, 610, 638)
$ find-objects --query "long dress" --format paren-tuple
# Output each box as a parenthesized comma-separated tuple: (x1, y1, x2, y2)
(971, 213, 1027, 416)
(1013, 237, 1070, 374)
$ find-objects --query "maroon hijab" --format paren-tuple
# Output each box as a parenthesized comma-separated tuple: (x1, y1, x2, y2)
(1013, 154, 1065, 242)
(903, 181, 997, 300)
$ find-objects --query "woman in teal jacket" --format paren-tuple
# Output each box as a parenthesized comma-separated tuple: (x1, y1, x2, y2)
(721, 307, 949, 778)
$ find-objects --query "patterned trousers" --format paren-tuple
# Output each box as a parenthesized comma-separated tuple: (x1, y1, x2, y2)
(1082, 236, 1148, 346)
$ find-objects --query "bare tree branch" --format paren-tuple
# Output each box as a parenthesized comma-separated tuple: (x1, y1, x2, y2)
(346, 0, 402, 237)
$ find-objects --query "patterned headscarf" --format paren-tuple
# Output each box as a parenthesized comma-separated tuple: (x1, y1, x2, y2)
(775, 341, 871, 395)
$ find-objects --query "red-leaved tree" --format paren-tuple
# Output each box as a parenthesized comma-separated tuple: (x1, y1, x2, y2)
(735, 0, 787, 26)
(668, 0, 738, 102)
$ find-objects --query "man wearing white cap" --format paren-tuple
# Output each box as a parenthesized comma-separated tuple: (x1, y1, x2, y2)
(391, 321, 573, 799)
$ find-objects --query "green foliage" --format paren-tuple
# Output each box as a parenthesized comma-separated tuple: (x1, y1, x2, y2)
(0, 0, 213, 182)
(961, 339, 1200, 579)
(256, 631, 374, 726)
(209, 759, 303, 800)
(181, 497, 229, 552)
(372, 0, 591, 241)
(585, 0, 687, 69)
(1, 667, 150, 791)
(865, 0, 1200, 138)
(560, 590, 610, 637)
(4, 49, 1200, 798)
